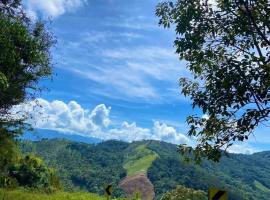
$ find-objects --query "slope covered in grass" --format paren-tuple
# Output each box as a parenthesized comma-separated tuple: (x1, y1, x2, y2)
(123, 145, 158, 176)
(254, 180, 270, 193)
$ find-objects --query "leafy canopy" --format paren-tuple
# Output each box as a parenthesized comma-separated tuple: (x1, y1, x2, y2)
(0, 0, 55, 189)
(156, 0, 270, 162)
(161, 185, 207, 200)
(0, 0, 54, 127)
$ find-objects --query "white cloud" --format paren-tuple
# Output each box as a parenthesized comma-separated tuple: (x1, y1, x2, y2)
(12, 98, 110, 136)
(202, 114, 209, 120)
(83, 31, 143, 43)
(108, 121, 189, 144)
(12, 98, 260, 154)
(69, 46, 189, 102)
(90, 104, 111, 127)
(101, 47, 176, 60)
(153, 121, 189, 144)
(12, 98, 191, 145)
(105, 15, 158, 31)
(24, 0, 87, 19)
(71, 66, 159, 101)
(108, 121, 153, 142)
(227, 144, 258, 155)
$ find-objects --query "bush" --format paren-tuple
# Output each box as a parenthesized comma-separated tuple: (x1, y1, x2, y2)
(160, 185, 207, 200)
(8, 155, 62, 192)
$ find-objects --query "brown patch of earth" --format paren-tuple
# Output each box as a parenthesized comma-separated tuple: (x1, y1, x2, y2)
(119, 173, 155, 200)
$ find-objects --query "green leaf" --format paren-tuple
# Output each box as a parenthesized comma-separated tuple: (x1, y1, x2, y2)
(0, 72, 9, 90)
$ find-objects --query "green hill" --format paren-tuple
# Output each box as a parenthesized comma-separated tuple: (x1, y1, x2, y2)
(20, 139, 270, 200)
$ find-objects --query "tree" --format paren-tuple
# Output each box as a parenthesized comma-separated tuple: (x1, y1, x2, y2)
(0, 128, 20, 185)
(156, 0, 270, 162)
(161, 185, 207, 200)
(0, 0, 54, 187)
(9, 155, 62, 192)
(0, 0, 54, 127)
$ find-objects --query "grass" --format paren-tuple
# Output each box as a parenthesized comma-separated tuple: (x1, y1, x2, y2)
(254, 180, 270, 193)
(0, 189, 139, 200)
(0, 189, 107, 200)
(124, 145, 158, 176)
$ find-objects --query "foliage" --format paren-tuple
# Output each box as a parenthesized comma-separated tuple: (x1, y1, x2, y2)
(156, 0, 270, 162)
(20, 139, 128, 198)
(8, 155, 61, 192)
(0, 151, 61, 192)
(0, 0, 55, 192)
(160, 185, 207, 200)
(0, 128, 20, 183)
(21, 139, 270, 200)
(0, 0, 54, 126)
(147, 141, 270, 200)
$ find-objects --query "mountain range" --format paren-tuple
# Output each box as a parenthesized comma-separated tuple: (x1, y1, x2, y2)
(21, 129, 102, 144)
(19, 130, 270, 200)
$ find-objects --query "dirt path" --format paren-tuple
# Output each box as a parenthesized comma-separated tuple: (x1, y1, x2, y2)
(119, 173, 155, 200)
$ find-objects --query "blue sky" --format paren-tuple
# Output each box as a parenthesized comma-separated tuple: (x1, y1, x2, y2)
(20, 0, 269, 154)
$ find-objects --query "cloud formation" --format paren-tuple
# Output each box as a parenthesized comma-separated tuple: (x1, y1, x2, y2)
(227, 144, 258, 155)
(12, 98, 261, 154)
(108, 121, 153, 142)
(153, 121, 189, 144)
(14, 98, 189, 145)
(24, 0, 87, 19)
(12, 98, 110, 135)
(69, 46, 189, 102)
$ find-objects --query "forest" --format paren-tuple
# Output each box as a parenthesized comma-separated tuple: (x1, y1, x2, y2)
(19, 138, 270, 200)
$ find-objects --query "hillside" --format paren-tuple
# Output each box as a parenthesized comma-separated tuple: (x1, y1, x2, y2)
(20, 139, 270, 200)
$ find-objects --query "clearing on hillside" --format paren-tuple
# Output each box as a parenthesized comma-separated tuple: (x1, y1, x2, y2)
(120, 173, 155, 200)
(123, 145, 158, 176)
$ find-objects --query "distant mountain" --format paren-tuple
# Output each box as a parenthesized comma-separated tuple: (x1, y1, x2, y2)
(20, 129, 102, 144)
(20, 139, 270, 200)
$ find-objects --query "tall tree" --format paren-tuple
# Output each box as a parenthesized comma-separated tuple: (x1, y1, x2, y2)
(0, 0, 54, 182)
(156, 0, 270, 162)
(0, 0, 54, 131)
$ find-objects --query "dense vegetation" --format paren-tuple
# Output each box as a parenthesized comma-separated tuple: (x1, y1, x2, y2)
(20, 139, 270, 200)
(0, 0, 56, 192)
(160, 185, 207, 200)
(147, 141, 270, 200)
(20, 139, 128, 198)
(156, 0, 270, 162)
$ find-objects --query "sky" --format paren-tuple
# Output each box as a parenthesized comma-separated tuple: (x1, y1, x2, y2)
(19, 0, 270, 154)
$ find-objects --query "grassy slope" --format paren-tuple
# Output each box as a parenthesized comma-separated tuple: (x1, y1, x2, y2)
(0, 189, 106, 200)
(123, 144, 158, 176)
(254, 180, 270, 193)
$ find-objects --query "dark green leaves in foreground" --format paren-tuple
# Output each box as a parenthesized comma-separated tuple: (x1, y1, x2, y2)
(161, 185, 207, 200)
(0, 0, 55, 191)
(0, 0, 54, 125)
(156, 0, 270, 162)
